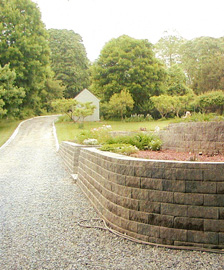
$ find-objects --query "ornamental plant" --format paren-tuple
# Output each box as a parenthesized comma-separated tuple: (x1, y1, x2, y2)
(100, 144, 138, 156)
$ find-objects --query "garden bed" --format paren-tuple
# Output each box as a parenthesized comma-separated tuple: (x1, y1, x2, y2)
(131, 149, 224, 162)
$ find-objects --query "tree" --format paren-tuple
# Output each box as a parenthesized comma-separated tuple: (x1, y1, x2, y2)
(52, 98, 95, 122)
(48, 29, 90, 98)
(75, 102, 96, 122)
(196, 90, 224, 114)
(41, 78, 65, 112)
(0, 64, 25, 117)
(180, 37, 224, 93)
(109, 89, 134, 119)
(166, 64, 193, 96)
(0, 0, 52, 114)
(154, 31, 185, 67)
(150, 94, 195, 118)
(150, 95, 174, 118)
(90, 35, 166, 114)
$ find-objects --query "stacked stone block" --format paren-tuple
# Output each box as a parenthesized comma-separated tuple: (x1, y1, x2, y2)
(59, 141, 97, 174)
(77, 147, 224, 249)
(160, 121, 224, 155)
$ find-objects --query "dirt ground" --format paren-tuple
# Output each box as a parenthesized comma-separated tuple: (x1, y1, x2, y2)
(131, 149, 224, 162)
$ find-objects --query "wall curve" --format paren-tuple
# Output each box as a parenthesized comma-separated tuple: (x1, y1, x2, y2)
(160, 121, 224, 155)
(76, 147, 224, 249)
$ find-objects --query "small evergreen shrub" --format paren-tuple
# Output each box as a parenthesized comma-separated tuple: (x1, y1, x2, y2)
(104, 133, 162, 151)
(100, 144, 139, 155)
(124, 114, 153, 122)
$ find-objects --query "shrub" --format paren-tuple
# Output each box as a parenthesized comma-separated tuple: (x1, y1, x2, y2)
(173, 112, 224, 123)
(100, 144, 139, 155)
(74, 125, 112, 144)
(56, 115, 71, 123)
(149, 139, 162, 151)
(75, 130, 97, 144)
(83, 138, 98, 145)
(104, 132, 162, 151)
(124, 114, 153, 122)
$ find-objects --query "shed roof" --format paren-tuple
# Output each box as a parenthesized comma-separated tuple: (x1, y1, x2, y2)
(74, 89, 100, 102)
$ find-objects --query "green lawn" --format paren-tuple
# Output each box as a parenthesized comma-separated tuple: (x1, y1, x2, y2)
(0, 119, 21, 147)
(55, 119, 173, 143)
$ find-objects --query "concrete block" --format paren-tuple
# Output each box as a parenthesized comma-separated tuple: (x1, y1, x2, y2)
(139, 201, 161, 214)
(148, 190, 173, 203)
(126, 176, 141, 188)
(217, 183, 224, 194)
(174, 192, 203, 206)
(204, 220, 224, 232)
(162, 180, 185, 192)
(187, 230, 218, 245)
(160, 227, 187, 241)
(129, 210, 149, 224)
(174, 217, 204, 231)
(186, 181, 216, 194)
(140, 178, 162, 190)
(161, 203, 188, 217)
(188, 206, 219, 219)
(148, 213, 174, 228)
(131, 188, 149, 200)
(204, 194, 224, 206)
(137, 223, 160, 237)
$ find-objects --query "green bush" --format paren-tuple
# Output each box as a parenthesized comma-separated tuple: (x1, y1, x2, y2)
(75, 130, 97, 144)
(104, 132, 162, 151)
(100, 143, 138, 155)
(56, 115, 71, 123)
(74, 125, 112, 144)
(173, 112, 224, 123)
(124, 114, 153, 122)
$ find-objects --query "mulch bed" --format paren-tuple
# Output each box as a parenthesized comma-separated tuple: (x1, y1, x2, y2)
(130, 149, 224, 162)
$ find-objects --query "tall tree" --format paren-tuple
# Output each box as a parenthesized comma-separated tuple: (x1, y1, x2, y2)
(166, 64, 193, 96)
(180, 36, 224, 93)
(154, 31, 185, 67)
(48, 29, 90, 98)
(109, 89, 134, 119)
(0, 0, 52, 114)
(0, 64, 25, 117)
(91, 35, 166, 114)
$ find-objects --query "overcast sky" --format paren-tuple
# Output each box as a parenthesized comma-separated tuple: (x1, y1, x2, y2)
(33, 0, 224, 62)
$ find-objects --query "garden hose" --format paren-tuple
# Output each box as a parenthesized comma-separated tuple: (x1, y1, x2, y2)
(77, 218, 224, 254)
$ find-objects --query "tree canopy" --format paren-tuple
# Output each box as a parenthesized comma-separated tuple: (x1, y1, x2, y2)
(0, 64, 25, 117)
(180, 36, 224, 93)
(90, 35, 167, 114)
(109, 89, 134, 119)
(154, 31, 185, 67)
(48, 29, 90, 98)
(0, 0, 52, 114)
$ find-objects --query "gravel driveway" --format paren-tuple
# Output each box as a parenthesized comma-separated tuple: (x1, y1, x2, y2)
(0, 116, 223, 269)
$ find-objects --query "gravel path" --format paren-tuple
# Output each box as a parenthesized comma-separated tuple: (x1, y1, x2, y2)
(0, 116, 223, 270)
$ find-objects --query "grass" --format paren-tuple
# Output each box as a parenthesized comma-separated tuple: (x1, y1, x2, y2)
(0, 119, 21, 147)
(55, 119, 173, 143)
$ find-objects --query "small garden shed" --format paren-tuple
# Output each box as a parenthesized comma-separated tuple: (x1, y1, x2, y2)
(74, 89, 100, 121)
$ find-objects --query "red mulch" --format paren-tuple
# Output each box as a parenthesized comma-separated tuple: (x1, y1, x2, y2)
(130, 150, 224, 162)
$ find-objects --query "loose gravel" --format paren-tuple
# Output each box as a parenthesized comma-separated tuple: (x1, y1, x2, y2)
(0, 116, 223, 270)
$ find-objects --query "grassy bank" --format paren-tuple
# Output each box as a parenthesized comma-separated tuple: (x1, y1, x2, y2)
(55, 119, 173, 143)
(0, 120, 21, 147)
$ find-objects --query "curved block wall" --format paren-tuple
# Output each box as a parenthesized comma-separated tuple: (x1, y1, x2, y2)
(77, 147, 224, 249)
(59, 141, 97, 174)
(160, 121, 224, 155)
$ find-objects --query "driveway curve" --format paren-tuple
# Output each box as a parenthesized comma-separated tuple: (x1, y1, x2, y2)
(0, 116, 223, 269)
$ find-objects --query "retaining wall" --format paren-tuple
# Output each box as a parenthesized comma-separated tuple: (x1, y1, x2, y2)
(160, 121, 224, 155)
(58, 141, 97, 174)
(59, 125, 224, 249)
(76, 147, 224, 249)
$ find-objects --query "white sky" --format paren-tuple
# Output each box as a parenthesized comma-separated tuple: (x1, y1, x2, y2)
(33, 0, 224, 62)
